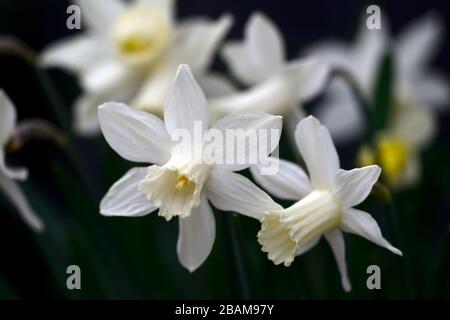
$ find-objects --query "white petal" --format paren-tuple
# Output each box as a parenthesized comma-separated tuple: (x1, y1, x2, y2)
(131, 61, 175, 115)
(212, 112, 282, 171)
(295, 59, 330, 102)
(222, 42, 269, 85)
(392, 105, 436, 150)
(402, 154, 421, 188)
(296, 236, 320, 255)
(210, 75, 295, 116)
(75, 75, 141, 136)
(415, 73, 450, 109)
(352, 24, 387, 92)
(0, 171, 44, 233)
(138, 0, 175, 21)
(197, 73, 237, 99)
(100, 167, 157, 217)
(295, 116, 340, 190)
(81, 59, 132, 93)
(39, 35, 113, 74)
(0, 149, 28, 181)
(324, 230, 351, 292)
(396, 13, 443, 78)
(315, 79, 365, 143)
(75, 0, 125, 32)
(0, 90, 16, 146)
(334, 165, 381, 208)
(164, 64, 209, 135)
(98, 102, 172, 165)
(173, 14, 233, 73)
(246, 13, 284, 74)
(206, 168, 282, 219)
(341, 208, 402, 256)
(250, 158, 312, 200)
(221, 13, 284, 85)
(177, 196, 215, 272)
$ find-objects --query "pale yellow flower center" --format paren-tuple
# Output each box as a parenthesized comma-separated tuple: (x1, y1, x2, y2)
(111, 4, 171, 67)
(139, 154, 210, 221)
(175, 175, 190, 190)
(258, 190, 342, 267)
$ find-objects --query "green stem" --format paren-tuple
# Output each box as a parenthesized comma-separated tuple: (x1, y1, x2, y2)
(385, 200, 415, 299)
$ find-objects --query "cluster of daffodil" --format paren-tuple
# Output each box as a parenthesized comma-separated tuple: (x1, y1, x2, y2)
(1, 0, 448, 293)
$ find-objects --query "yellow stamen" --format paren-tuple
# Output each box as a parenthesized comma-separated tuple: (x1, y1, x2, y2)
(175, 175, 190, 190)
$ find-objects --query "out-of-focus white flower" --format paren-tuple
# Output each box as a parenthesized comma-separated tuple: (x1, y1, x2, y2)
(309, 13, 449, 188)
(40, 0, 232, 135)
(211, 13, 329, 124)
(99, 65, 282, 272)
(0, 90, 44, 233)
(251, 116, 401, 292)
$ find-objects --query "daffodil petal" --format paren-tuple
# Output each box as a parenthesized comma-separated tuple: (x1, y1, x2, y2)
(98, 102, 172, 165)
(206, 168, 282, 220)
(39, 35, 112, 74)
(75, 0, 125, 32)
(138, 0, 174, 21)
(324, 229, 351, 292)
(295, 116, 340, 190)
(81, 60, 132, 93)
(222, 13, 284, 85)
(415, 73, 450, 108)
(250, 158, 312, 200)
(100, 167, 157, 217)
(211, 112, 282, 171)
(314, 79, 364, 143)
(0, 170, 44, 233)
(0, 90, 16, 146)
(177, 195, 215, 272)
(164, 64, 209, 135)
(197, 73, 237, 99)
(174, 14, 233, 74)
(396, 12, 443, 78)
(0, 150, 28, 181)
(341, 208, 402, 256)
(334, 165, 381, 208)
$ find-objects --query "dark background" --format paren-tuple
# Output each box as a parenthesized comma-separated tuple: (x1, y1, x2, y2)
(0, 0, 449, 299)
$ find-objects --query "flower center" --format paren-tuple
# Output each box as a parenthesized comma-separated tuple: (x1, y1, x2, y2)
(175, 175, 190, 190)
(111, 4, 171, 67)
(258, 190, 342, 267)
(138, 154, 210, 221)
(258, 212, 297, 267)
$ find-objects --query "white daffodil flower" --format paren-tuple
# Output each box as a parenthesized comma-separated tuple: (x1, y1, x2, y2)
(0, 90, 44, 233)
(251, 116, 402, 292)
(309, 14, 449, 188)
(40, 0, 232, 135)
(211, 12, 328, 125)
(99, 64, 282, 272)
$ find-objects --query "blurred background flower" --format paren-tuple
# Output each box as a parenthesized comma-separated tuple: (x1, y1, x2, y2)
(0, 0, 449, 299)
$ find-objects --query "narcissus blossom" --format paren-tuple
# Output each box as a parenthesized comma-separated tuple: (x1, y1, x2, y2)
(251, 116, 402, 292)
(211, 13, 328, 125)
(99, 65, 282, 272)
(40, 0, 232, 135)
(0, 90, 44, 233)
(309, 13, 449, 188)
